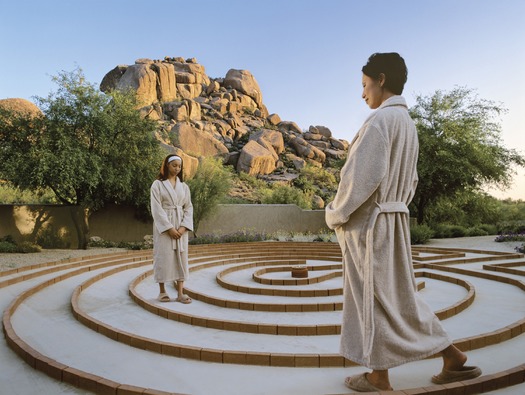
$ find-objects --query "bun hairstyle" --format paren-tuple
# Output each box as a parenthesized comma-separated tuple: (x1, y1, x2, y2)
(157, 154, 184, 181)
(362, 52, 408, 95)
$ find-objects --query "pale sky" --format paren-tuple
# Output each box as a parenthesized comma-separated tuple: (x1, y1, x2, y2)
(1, 0, 524, 200)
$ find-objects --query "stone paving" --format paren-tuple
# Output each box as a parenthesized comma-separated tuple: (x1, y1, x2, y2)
(1, 236, 524, 394)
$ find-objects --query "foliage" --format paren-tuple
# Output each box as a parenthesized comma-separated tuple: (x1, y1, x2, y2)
(189, 229, 272, 245)
(0, 241, 19, 253)
(260, 184, 312, 209)
(494, 233, 525, 243)
(0, 68, 164, 248)
(409, 87, 525, 224)
(35, 226, 71, 249)
(496, 220, 525, 235)
(87, 237, 151, 250)
(410, 224, 434, 244)
(186, 157, 233, 236)
(293, 164, 338, 203)
(423, 189, 502, 228)
(0, 182, 58, 204)
(432, 224, 467, 238)
(0, 236, 40, 253)
(495, 201, 525, 224)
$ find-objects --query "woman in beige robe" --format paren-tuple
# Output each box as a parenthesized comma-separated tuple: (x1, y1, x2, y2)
(325, 53, 480, 392)
(150, 154, 194, 304)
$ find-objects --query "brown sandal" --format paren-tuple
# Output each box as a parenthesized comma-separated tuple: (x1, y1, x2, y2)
(176, 294, 192, 304)
(157, 292, 170, 302)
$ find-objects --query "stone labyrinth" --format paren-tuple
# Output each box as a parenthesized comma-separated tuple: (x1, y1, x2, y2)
(1, 241, 525, 394)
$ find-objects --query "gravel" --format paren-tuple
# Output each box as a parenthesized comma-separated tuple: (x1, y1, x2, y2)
(0, 248, 128, 272)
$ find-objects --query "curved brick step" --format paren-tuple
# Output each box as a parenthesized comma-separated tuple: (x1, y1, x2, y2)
(2, 242, 525, 394)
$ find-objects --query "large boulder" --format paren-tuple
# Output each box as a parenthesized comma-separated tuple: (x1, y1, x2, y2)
(0, 98, 42, 117)
(163, 100, 201, 122)
(237, 140, 276, 175)
(100, 65, 128, 92)
(151, 62, 177, 102)
(116, 64, 158, 107)
(330, 137, 348, 150)
(313, 125, 332, 138)
(169, 122, 228, 158)
(224, 69, 263, 108)
(249, 129, 284, 154)
(289, 136, 326, 163)
(278, 121, 303, 135)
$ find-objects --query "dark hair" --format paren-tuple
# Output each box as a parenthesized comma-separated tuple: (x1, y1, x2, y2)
(362, 52, 408, 95)
(157, 154, 184, 182)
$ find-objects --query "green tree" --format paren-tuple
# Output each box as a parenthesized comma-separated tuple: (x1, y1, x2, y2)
(260, 184, 312, 209)
(0, 68, 164, 248)
(409, 87, 525, 224)
(186, 157, 232, 237)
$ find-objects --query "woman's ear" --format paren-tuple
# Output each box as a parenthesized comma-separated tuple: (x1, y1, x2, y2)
(378, 73, 386, 88)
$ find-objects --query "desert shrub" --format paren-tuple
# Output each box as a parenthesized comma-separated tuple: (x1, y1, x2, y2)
(87, 237, 150, 250)
(0, 241, 19, 253)
(189, 230, 272, 245)
(186, 157, 233, 236)
(494, 233, 525, 243)
(0, 237, 40, 253)
(35, 226, 71, 249)
(496, 220, 525, 235)
(464, 226, 489, 237)
(16, 241, 41, 253)
(479, 224, 498, 235)
(432, 224, 467, 238)
(410, 224, 434, 245)
(260, 185, 312, 209)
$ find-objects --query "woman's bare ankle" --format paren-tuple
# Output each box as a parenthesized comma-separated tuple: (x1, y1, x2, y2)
(367, 371, 393, 391)
(442, 345, 467, 371)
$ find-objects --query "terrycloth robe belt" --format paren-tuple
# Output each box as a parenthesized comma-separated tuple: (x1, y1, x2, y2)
(362, 201, 409, 364)
(162, 204, 185, 253)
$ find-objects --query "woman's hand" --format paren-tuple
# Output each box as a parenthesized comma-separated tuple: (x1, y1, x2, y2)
(167, 227, 182, 239)
(167, 227, 187, 240)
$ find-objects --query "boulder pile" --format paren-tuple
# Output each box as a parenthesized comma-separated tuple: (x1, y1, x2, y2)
(100, 56, 349, 182)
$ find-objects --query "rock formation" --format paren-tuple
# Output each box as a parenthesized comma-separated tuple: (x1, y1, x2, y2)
(0, 98, 42, 118)
(100, 56, 349, 185)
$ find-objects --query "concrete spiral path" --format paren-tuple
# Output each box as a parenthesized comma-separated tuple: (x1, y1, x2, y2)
(1, 238, 525, 395)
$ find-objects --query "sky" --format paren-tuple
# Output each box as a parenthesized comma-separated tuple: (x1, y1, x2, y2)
(1, 0, 524, 200)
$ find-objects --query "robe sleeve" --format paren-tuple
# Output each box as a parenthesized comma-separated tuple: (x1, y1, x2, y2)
(325, 123, 388, 229)
(179, 183, 194, 232)
(150, 180, 174, 234)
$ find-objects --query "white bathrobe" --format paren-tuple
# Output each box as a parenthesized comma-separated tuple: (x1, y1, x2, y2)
(325, 96, 451, 370)
(150, 179, 194, 283)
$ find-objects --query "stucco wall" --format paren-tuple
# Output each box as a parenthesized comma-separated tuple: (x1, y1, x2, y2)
(0, 204, 329, 248)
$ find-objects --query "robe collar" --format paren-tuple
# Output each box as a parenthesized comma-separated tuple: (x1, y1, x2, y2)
(377, 95, 407, 110)
(161, 179, 180, 206)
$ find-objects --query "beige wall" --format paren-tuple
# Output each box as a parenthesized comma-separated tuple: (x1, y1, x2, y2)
(0, 204, 329, 248)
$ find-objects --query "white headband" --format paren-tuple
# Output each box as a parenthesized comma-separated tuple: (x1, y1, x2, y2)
(168, 155, 182, 163)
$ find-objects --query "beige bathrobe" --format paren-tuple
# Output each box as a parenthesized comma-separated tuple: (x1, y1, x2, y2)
(325, 96, 451, 370)
(150, 179, 194, 283)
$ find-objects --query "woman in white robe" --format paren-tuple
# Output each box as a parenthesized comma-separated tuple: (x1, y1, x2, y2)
(150, 154, 194, 304)
(325, 53, 480, 392)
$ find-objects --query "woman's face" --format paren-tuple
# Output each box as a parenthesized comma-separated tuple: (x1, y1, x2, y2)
(361, 73, 384, 109)
(168, 159, 182, 177)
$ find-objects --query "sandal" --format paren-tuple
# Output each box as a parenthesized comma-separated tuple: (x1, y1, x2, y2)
(432, 365, 482, 384)
(176, 294, 192, 304)
(157, 292, 170, 302)
(344, 373, 384, 392)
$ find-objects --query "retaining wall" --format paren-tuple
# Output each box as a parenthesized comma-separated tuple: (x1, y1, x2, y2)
(0, 204, 329, 249)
